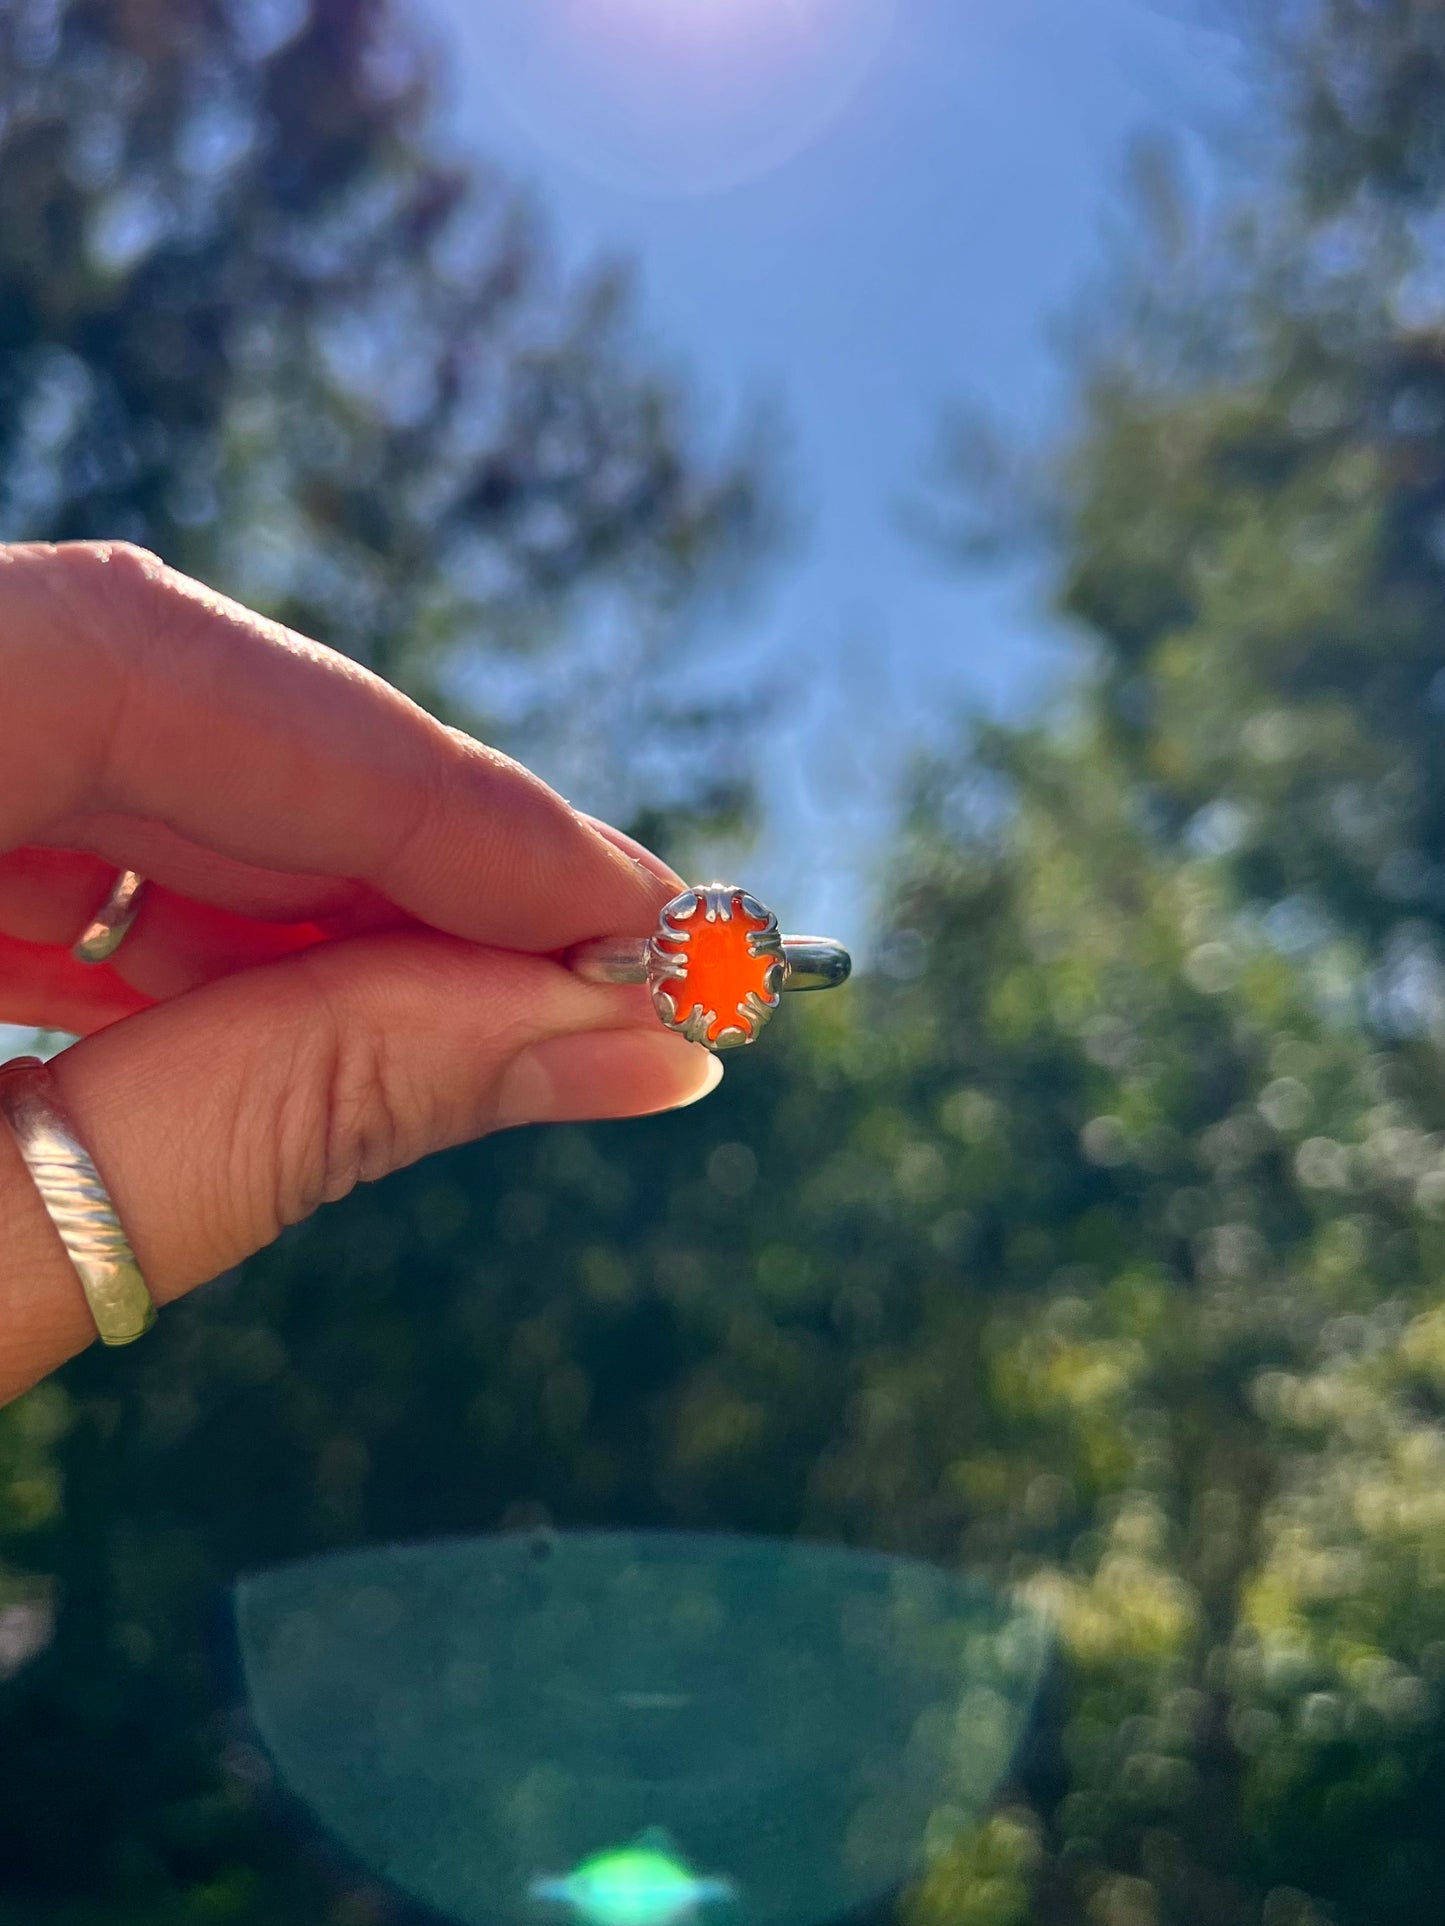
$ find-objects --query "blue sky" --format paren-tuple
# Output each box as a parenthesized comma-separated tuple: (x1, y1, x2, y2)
(423, 0, 1240, 945)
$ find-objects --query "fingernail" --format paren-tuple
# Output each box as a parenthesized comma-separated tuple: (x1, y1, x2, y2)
(494, 1028, 724, 1130)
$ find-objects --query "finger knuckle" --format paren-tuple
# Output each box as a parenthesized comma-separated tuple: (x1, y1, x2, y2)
(86, 537, 167, 583)
(0, 543, 175, 801)
(47, 538, 169, 619)
(25, 539, 172, 687)
(0, 536, 161, 647)
(276, 961, 423, 1222)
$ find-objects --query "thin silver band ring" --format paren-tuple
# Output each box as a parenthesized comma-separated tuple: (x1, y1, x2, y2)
(73, 868, 148, 965)
(567, 934, 851, 992)
(0, 1058, 156, 1346)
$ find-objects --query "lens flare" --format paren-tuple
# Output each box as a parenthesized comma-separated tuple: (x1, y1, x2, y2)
(530, 1831, 734, 1926)
(464, 0, 897, 197)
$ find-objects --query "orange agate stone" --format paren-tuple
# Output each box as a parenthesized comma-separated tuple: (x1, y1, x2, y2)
(649, 886, 787, 1049)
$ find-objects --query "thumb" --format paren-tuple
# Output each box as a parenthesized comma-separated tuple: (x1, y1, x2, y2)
(0, 931, 720, 1403)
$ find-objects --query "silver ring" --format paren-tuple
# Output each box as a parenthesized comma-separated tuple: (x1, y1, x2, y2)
(0, 1057, 155, 1346)
(565, 883, 852, 1051)
(73, 869, 148, 965)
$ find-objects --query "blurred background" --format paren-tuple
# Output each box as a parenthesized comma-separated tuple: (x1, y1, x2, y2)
(8, 0, 1445, 1921)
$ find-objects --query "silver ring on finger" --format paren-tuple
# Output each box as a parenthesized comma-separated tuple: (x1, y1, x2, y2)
(72, 869, 148, 965)
(565, 883, 851, 1052)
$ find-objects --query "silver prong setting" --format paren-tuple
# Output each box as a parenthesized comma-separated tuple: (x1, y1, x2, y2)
(564, 909, 849, 1007)
(568, 882, 844, 1052)
(678, 1007, 717, 1046)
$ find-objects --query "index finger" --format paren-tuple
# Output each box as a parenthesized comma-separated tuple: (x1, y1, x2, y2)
(1, 542, 671, 951)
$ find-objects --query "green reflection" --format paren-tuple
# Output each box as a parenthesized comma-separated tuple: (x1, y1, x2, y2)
(530, 1829, 734, 1926)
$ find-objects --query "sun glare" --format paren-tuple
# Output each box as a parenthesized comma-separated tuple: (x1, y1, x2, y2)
(581, 0, 822, 56)
(470, 0, 897, 196)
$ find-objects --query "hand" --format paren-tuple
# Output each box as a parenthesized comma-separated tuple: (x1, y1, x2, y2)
(0, 542, 720, 1404)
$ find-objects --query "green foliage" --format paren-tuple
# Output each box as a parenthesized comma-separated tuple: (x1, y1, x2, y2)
(1253, 0, 1445, 213)
(873, 735, 1445, 1923)
(1057, 271, 1445, 966)
(0, 0, 768, 824)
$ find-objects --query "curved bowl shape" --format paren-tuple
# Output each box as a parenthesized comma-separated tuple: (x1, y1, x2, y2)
(233, 1531, 1049, 1926)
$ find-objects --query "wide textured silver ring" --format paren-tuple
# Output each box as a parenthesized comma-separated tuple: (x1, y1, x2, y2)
(566, 883, 852, 1051)
(73, 868, 148, 965)
(0, 1058, 156, 1346)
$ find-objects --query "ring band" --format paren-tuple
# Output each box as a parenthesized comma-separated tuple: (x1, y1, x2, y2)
(568, 934, 852, 992)
(0, 1058, 156, 1346)
(73, 869, 147, 964)
(565, 883, 852, 1051)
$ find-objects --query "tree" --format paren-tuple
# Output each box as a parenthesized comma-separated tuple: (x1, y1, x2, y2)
(1254, 0, 1445, 214)
(877, 1, 1445, 1916)
(0, 0, 768, 823)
